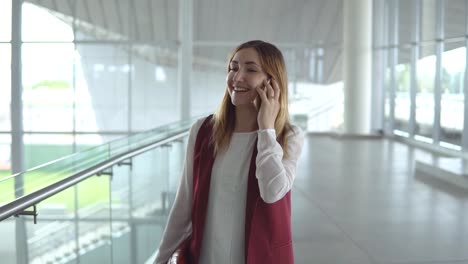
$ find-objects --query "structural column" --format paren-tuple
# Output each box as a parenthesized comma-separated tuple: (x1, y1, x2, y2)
(343, 0, 373, 134)
(12, 1, 28, 263)
(371, 0, 386, 132)
(432, 0, 444, 144)
(177, 0, 193, 120)
(11, 0, 24, 192)
(463, 0, 468, 151)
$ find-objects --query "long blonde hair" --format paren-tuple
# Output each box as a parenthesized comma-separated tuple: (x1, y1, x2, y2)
(211, 40, 293, 158)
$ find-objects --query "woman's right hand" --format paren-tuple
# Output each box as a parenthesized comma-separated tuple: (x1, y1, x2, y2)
(256, 79, 280, 130)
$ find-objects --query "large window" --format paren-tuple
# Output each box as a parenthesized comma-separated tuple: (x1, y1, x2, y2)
(0, 134, 11, 176)
(0, 0, 11, 177)
(19, 0, 184, 136)
(22, 43, 75, 132)
(0, 0, 11, 42)
(129, 43, 181, 131)
(384, 64, 392, 130)
(0, 44, 11, 132)
(0, 39, 11, 178)
(440, 45, 465, 147)
(415, 44, 436, 142)
(22, 2, 74, 42)
(24, 134, 74, 169)
(379, 0, 468, 151)
(191, 46, 229, 125)
(395, 48, 412, 133)
(75, 44, 129, 132)
(285, 46, 344, 132)
(0, 0, 11, 133)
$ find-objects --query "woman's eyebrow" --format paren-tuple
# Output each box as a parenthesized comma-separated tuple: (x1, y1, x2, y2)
(245, 61, 260, 66)
(231, 60, 260, 66)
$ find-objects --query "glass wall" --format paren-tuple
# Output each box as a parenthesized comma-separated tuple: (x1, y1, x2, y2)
(74, 43, 129, 132)
(378, 0, 467, 151)
(440, 44, 465, 147)
(0, 44, 11, 132)
(0, 134, 11, 177)
(2, 1, 184, 262)
(0, 0, 11, 177)
(131, 43, 180, 131)
(283, 46, 344, 132)
(415, 43, 436, 141)
(22, 43, 75, 132)
(384, 67, 392, 129)
(0, 0, 11, 42)
(9, 0, 184, 173)
(395, 48, 412, 133)
(395, 0, 413, 134)
(3, 0, 350, 263)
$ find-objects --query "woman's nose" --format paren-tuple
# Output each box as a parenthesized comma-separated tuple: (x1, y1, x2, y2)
(233, 71, 244, 83)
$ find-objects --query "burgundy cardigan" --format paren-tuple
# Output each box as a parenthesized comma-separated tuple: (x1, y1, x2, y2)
(187, 116, 294, 264)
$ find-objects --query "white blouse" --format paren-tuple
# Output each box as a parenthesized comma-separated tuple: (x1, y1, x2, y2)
(154, 117, 304, 264)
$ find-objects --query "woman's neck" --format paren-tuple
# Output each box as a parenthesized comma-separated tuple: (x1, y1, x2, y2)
(234, 104, 258, 132)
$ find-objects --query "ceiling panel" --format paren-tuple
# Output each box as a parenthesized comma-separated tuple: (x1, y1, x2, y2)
(25, 0, 468, 84)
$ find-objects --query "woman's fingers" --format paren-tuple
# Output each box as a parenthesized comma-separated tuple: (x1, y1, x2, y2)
(271, 79, 280, 100)
(264, 79, 275, 99)
(268, 80, 275, 98)
(258, 79, 280, 102)
(256, 85, 268, 101)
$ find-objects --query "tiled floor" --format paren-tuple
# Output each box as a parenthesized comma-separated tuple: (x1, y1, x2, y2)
(292, 135, 468, 264)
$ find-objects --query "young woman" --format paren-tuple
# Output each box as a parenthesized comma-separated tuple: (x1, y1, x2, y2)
(154, 40, 304, 264)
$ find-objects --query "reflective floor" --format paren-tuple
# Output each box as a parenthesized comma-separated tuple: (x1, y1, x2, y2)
(292, 135, 468, 264)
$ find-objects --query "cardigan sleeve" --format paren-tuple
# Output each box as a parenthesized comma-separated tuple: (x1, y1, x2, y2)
(255, 125, 304, 203)
(153, 118, 204, 264)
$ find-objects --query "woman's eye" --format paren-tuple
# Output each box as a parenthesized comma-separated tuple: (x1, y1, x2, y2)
(247, 69, 257, 72)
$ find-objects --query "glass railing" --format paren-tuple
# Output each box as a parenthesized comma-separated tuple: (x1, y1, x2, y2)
(0, 117, 198, 264)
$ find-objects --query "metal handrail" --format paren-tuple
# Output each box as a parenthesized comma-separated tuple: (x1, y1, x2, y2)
(0, 130, 190, 222)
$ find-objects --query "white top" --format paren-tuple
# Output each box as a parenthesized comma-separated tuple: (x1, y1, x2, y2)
(154, 117, 304, 264)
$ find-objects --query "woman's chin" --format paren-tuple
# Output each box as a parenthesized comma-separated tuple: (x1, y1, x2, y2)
(231, 93, 257, 106)
(231, 99, 256, 108)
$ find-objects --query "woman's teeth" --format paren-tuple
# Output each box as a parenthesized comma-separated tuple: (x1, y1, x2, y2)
(234, 87, 249, 92)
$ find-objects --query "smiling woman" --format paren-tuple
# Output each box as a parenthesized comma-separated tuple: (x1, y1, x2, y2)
(227, 48, 269, 106)
(154, 40, 304, 264)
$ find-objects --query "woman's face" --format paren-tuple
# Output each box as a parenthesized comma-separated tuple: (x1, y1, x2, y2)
(226, 48, 269, 106)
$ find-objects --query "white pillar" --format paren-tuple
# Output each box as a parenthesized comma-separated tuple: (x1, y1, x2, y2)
(177, 0, 193, 120)
(343, 0, 373, 134)
(371, 0, 386, 132)
(463, 0, 468, 151)
(12, 2, 28, 263)
(11, 0, 24, 187)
